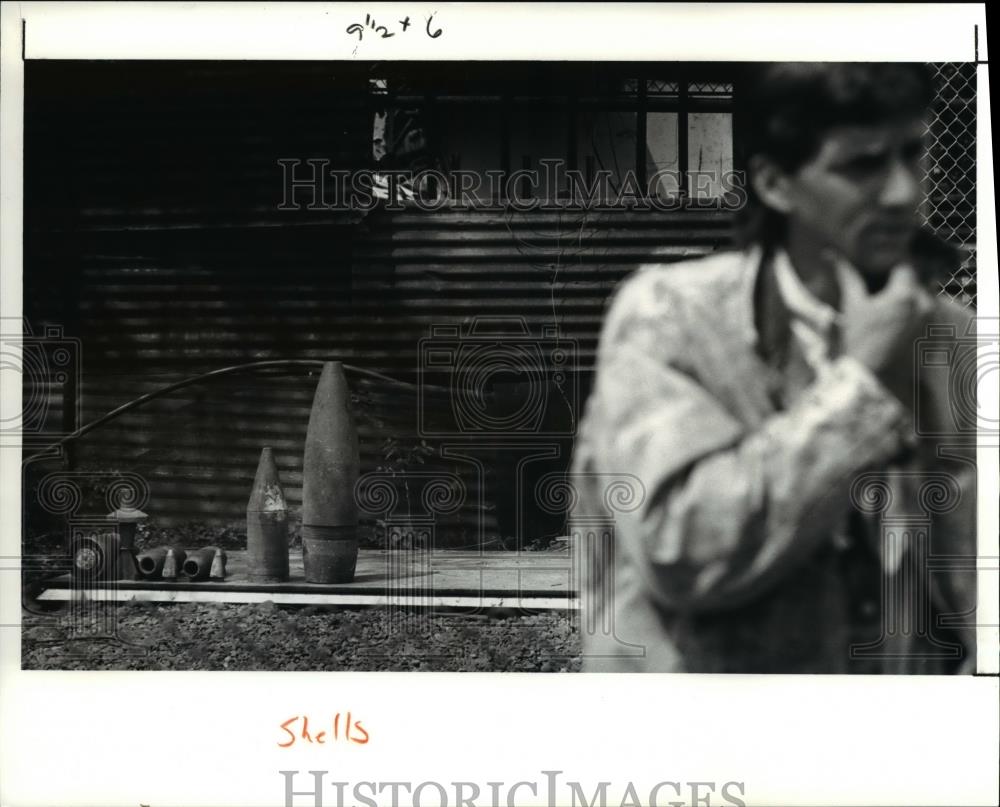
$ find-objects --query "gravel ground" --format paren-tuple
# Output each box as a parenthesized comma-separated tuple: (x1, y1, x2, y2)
(22, 521, 582, 671)
(21, 602, 582, 672)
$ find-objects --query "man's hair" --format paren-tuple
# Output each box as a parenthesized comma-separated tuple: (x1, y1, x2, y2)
(735, 62, 935, 248)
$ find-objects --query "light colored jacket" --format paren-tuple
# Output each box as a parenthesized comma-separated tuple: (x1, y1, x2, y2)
(571, 246, 977, 673)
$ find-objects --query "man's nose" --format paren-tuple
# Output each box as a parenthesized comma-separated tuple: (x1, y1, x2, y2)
(879, 157, 922, 210)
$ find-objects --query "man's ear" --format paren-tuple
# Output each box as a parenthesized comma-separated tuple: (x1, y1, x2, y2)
(748, 154, 794, 215)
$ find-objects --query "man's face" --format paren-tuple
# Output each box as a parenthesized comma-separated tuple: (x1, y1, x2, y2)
(780, 117, 927, 277)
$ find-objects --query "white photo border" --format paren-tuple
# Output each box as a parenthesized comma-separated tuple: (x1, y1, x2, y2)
(1, 4, 996, 807)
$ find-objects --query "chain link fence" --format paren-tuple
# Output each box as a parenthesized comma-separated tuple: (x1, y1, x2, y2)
(924, 63, 977, 308)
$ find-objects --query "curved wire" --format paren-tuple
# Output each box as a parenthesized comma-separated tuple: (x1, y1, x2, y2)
(27, 359, 419, 458)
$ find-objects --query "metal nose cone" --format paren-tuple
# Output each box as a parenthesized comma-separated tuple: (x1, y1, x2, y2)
(246, 446, 290, 582)
(249, 447, 285, 511)
(301, 362, 361, 584)
(161, 547, 186, 580)
(209, 547, 228, 580)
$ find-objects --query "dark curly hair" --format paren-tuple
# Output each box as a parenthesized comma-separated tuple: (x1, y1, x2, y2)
(734, 63, 935, 250)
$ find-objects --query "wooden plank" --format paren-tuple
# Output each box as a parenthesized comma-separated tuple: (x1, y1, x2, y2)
(37, 588, 579, 610)
(43, 549, 576, 599)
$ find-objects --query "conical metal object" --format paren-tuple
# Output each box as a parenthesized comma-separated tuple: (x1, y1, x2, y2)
(209, 547, 227, 580)
(246, 446, 289, 582)
(182, 547, 218, 581)
(136, 546, 168, 579)
(161, 546, 187, 580)
(301, 361, 361, 583)
(161, 547, 186, 580)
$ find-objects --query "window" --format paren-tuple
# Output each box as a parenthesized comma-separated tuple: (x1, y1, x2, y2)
(368, 68, 737, 207)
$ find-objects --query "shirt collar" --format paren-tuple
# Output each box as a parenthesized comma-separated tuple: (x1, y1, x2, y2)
(738, 244, 842, 354)
(770, 247, 841, 337)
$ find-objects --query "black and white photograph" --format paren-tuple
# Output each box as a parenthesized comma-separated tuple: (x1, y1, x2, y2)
(1, 4, 998, 807)
(13, 57, 988, 675)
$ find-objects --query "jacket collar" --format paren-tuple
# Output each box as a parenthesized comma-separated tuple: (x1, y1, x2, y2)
(739, 244, 795, 366)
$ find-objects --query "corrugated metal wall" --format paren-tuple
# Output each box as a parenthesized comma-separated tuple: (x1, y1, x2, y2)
(23, 56, 744, 546)
(29, 61, 977, 544)
(28, 204, 732, 542)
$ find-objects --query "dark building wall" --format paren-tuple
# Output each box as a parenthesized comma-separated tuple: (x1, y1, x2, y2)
(22, 61, 974, 544)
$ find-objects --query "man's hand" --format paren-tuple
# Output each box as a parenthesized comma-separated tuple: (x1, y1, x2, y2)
(835, 256, 935, 410)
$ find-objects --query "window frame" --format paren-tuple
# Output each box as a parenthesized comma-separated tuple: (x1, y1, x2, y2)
(370, 65, 740, 208)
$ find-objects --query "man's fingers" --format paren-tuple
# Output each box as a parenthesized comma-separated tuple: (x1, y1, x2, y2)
(878, 262, 920, 300)
(830, 253, 916, 304)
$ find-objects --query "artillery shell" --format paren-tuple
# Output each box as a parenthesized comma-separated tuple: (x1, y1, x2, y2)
(301, 362, 361, 584)
(246, 446, 289, 582)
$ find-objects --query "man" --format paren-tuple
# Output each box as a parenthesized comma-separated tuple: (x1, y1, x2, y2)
(571, 63, 977, 673)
